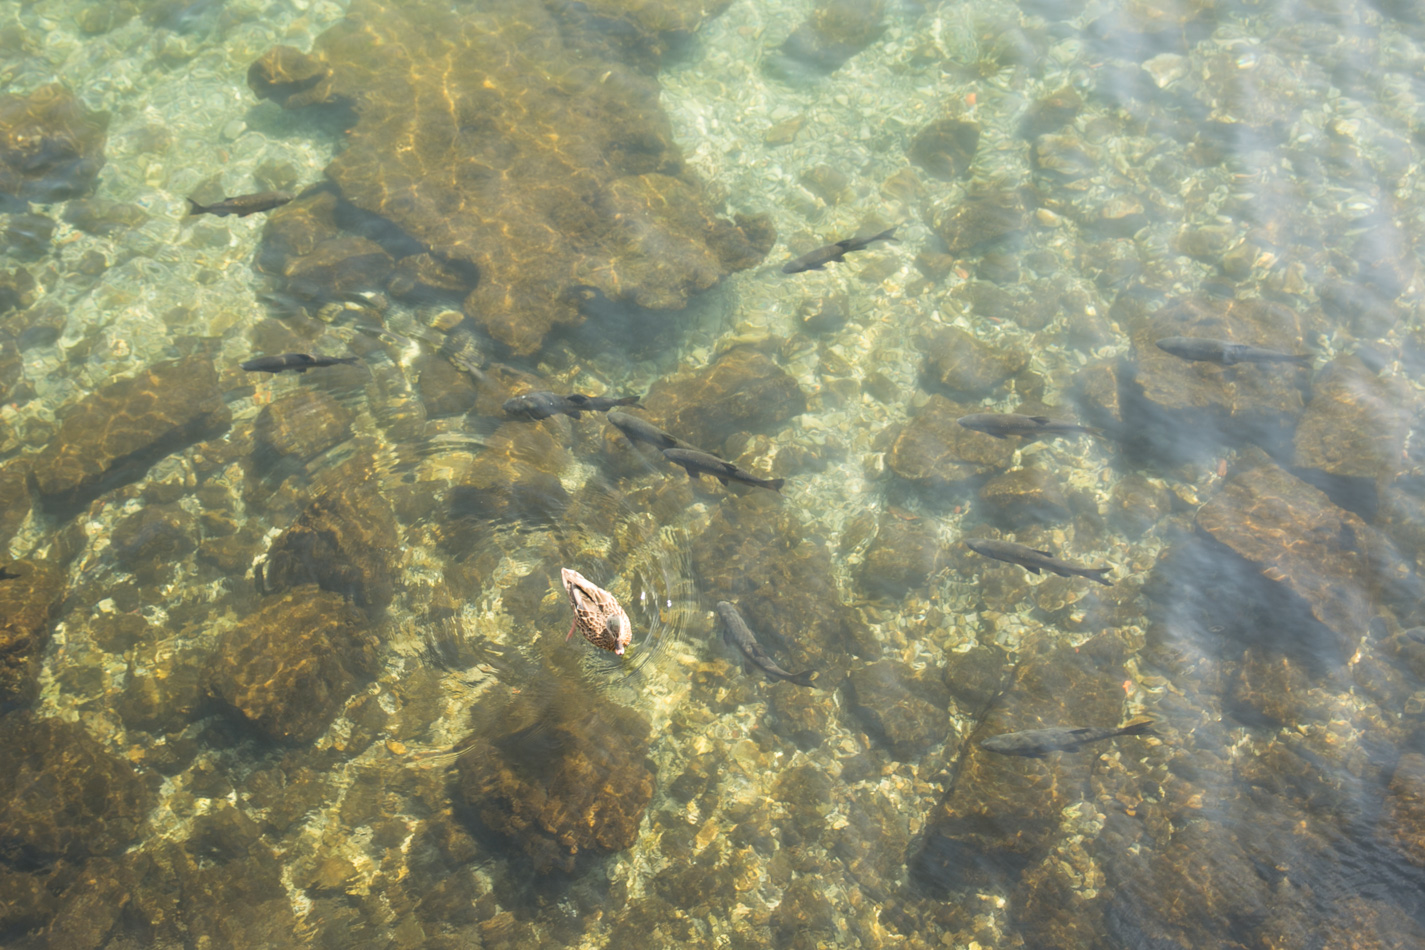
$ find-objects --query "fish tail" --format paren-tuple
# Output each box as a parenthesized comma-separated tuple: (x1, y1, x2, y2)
(871, 225, 899, 245)
(1286, 353, 1314, 365)
(338, 357, 360, 366)
(762, 477, 786, 492)
(787, 669, 819, 688)
(617, 396, 641, 407)
(1083, 566, 1113, 586)
(1117, 718, 1155, 738)
(186, 197, 207, 215)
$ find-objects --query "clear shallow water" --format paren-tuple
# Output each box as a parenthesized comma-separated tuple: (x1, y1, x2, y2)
(1, 0, 1424, 947)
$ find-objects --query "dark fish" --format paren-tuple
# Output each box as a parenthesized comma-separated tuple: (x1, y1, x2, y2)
(502, 392, 640, 421)
(0, 566, 20, 581)
(715, 601, 817, 687)
(607, 411, 679, 449)
(662, 447, 785, 492)
(957, 412, 1099, 440)
(241, 353, 359, 374)
(980, 719, 1154, 757)
(964, 538, 1112, 586)
(1154, 336, 1312, 366)
(187, 191, 293, 218)
(782, 226, 899, 274)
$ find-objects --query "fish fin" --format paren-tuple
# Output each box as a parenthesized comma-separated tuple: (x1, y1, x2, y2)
(565, 394, 592, 406)
(1288, 353, 1313, 365)
(294, 366, 308, 373)
(1032, 549, 1054, 558)
(1030, 416, 1052, 424)
(764, 478, 785, 493)
(1118, 719, 1155, 737)
(809, 263, 826, 270)
(834, 238, 859, 249)
(872, 226, 899, 244)
(1026, 565, 1041, 574)
(1084, 567, 1113, 586)
(185, 197, 206, 215)
(716, 476, 730, 486)
(788, 669, 818, 688)
(567, 410, 583, 420)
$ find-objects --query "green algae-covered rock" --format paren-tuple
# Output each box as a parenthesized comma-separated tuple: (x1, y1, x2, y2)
(207, 587, 381, 744)
(0, 714, 152, 866)
(32, 357, 230, 514)
(0, 559, 65, 712)
(454, 683, 656, 873)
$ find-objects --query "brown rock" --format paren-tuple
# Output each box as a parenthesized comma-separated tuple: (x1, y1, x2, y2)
(254, 388, 354, 461)
(454, 683, 656, 873)
(31, 357, 231, 514)
(977, 467, 1071, 528)
(645, 346, 806, 450)
(844, 658, 950, 759)
(111, 504, 198, 584)
(0, 714, 152, 866)
(774, 0, 886, 74)
(0, 560, 64, 711)
(859, 511, 943, 597)
(252, 0, 768, 354)
(207, 588, 381, 744)
(0, 84, 108, 203)
(257, 482, 399, 612)
(886, 394, 1016, 494)
(922, 326, 1028, 398)
(931, 193, 1027, 255)
(908, 118, 979, 181)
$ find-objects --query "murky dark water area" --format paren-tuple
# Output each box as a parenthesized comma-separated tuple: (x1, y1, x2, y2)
(1, 0, 1424, 947)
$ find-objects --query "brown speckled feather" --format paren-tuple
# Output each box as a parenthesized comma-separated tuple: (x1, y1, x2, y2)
(560, 568, 633, 655)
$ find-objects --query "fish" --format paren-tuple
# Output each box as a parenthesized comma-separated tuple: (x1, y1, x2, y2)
(0, 566, 20, 581)
(957, 412, 1099, 440)
(782, 226, 899, 274)
(241, 353, 359, 374)
(1154, 337, 1312, 366)
(502, 391, 640, 421)
(964, 538, 1112, 586)
(187, 191, 294, 218)
(980, 719, 1155, 757)
(662, 447, 785, 492)
(606, 411, 679, 449)
(560, 568, 633, 655)
(715, 601, 817, 687)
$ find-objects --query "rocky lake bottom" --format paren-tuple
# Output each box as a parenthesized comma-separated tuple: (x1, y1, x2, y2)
(2, 0, 1425, 948)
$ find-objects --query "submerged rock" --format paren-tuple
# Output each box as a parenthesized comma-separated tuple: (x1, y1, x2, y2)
(454, 683, 656, 873)
(0, 714, 152, 867)
(1120, 296, 1313, 463)
(0, 560, 64, 712)
(886, 395, 1016, 495)
(774, 0, 886, 75)
(908, 118, 979, 181)
(31, 357, 231, 515)
(207, 587, 381, 744)
(254, 388, 354, 462)
(977, 467, 1072, 528)
(1381, 753, 1425, 868)
(256, 482, 399, 612)
(251, 0, 770, 354)
(859, 511, 943, 597)
(645, 346, 806, 450)
(1195, 456, 1415, 657)
(844, 658, 950, 759)
(922, 326, 1028, 398)
(0, 84, 108, 203)
(1292, 354, 1408, 517)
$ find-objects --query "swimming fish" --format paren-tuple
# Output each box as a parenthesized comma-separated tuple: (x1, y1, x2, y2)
(1154, 337, 1312, 366)
(503, 392, 640, 421)
(241, 353, 359, 374)
(964, 538, 1112, 586)
(782, 226, 899, 274)
(0, 566, 20, 581)
(662, 447, 785, 492)
(187, 191, 293, 218)
(980, 719, 1154, 757)
(957, 413, 1099, 440)
(560, 568, 633, 656)
(606, 411, 679, 449)
(716, 601, 817, 687)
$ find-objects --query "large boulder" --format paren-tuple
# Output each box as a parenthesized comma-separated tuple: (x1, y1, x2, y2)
(0, 84, 108, 203)
(31, 357, 231, 514)
(207, 588, 382, 744)
(644, 346, 806, 451)
(256, 482, 399, 612)
(454, 683, 656, 873)
(250, 0, 772, 354)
